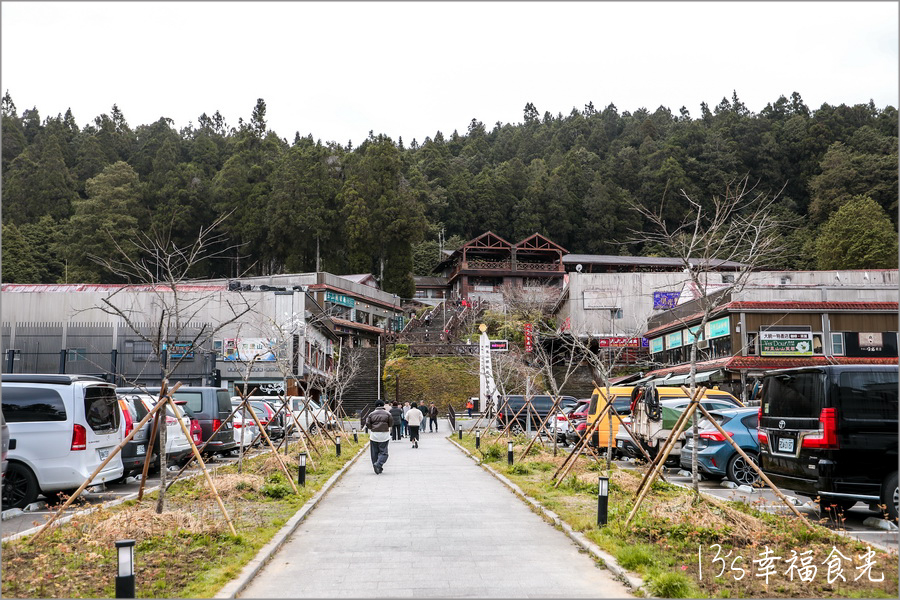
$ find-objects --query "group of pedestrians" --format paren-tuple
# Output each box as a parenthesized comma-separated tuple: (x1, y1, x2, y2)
(362, 400, 440, 474)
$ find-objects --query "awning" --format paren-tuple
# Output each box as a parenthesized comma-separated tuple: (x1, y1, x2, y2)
(649, 369, 723, 386)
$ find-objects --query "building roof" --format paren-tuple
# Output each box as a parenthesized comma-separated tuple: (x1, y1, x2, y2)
(413, 276, 450, 287)
(644, 300, 899, 338)
(330, 317, 388, 335)
(1, 283, 227, 293)
(339, 274, 379, 287)
(562, 254, 746, 270)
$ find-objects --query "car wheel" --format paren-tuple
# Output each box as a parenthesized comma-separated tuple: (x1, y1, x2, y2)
(1, 463, 39, 510)
(43, 488, 79, 505)
(307, 423, 318, 435)
(510, 422, 524, 436)
(881, 472, 899, 521)
(726, 452, 760, 486)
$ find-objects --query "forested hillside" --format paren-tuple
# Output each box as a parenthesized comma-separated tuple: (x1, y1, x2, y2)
(2, 91, 897, 296)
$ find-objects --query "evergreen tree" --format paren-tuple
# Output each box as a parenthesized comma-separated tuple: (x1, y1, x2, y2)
(815, 195, 898, 269)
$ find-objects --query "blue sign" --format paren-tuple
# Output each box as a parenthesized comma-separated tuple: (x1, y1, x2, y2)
(653, 291, 681, 310)
(650, 338, 664, 354)
(666, 331, 683, 349)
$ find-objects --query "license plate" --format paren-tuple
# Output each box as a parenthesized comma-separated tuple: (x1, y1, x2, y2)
(136, 445, 145, 455)
(98, 448, 110, 460)
(778, 437, 794, 453)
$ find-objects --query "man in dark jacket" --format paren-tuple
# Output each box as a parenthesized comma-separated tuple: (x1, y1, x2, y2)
(429, 403, 439, 432)
(363, 400, 392, 474)
(389, 402, 403, 440)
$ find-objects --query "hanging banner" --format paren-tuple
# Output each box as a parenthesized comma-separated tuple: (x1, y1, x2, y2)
(524, 323, 533, 353)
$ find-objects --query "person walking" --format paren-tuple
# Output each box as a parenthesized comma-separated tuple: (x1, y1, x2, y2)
(401, 402, 410, 438)
(406, 401, 424, 448)
(465, 398, 474, 418)
(389, 402, 403, 441)
(363, 401, 392, 474)
(428, 402, 439, 432)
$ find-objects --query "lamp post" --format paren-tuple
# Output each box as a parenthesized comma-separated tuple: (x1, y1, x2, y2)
(475, 429, 481, 450)
(298, 452, 307, 487)
(352, 428, 358, 443)
(507, 440, 514, 466)
(597, 476, 609, 527)
(458, 424, 463, 440)
(336, 434, 341, 457)
(115, 539, 136, 598)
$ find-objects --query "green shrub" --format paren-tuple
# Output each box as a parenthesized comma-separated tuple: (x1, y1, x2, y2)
(387, 344, 409, 360)
(508, 463, 530, 475)
(615, 544, 656, 570)
(262, 473, 292, 499)
(482, 444, 504, 461)
(647, 571, 692, 598)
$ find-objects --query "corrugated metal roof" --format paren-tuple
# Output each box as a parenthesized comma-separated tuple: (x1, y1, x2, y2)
(1, 283, 227, 293)
(563, 254, 746, 269)
(414, 276, 449, 286)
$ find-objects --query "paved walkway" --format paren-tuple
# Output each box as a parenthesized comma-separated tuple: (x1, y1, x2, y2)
(238, 430, 630, 598)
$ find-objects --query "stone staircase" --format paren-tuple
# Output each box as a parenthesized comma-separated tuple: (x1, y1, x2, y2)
(337, 347, 382, 417)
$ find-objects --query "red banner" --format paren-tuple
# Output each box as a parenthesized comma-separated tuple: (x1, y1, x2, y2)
(524, 323, 533, 352)
(596, 336, 645, 348)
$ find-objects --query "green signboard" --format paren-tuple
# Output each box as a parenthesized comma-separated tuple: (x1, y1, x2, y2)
(707, 317, 730, 339)
(666, 331, 683, 349)
(650, 337, 664, 354)
(325, 291, 355, 308)
(683, 326, 702, 344)
(760, 331, 813, 356)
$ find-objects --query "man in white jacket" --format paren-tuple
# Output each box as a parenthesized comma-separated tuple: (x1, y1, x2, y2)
(405, 401, 425, 449)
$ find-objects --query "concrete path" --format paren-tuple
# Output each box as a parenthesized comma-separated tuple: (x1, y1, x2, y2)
(238, 430, 630, 598)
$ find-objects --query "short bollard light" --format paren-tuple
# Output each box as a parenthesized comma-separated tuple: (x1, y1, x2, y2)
(507, 440, 514, 465)
(458, 424, 463, 440)
(352, 428, 358, 443)
(336, 434, 341, 457)
(475, 429, 481, 449)
(298, 452, 307, 487)
(597, 476, 609, 527)
(115, 539, 136, 598)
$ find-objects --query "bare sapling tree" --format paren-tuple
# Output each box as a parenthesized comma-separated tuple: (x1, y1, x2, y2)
(321, 339, 364, 432)
(89, 212, 258, 512)
(630, 174, 788, 495)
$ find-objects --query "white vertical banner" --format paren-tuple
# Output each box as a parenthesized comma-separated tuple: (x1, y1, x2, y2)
(479, 330, 500, 414)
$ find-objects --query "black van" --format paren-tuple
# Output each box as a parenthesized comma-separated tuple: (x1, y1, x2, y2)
(125, 386, 237, 456)
(496, 395, 578, 435)
(758, 365, 898, 520)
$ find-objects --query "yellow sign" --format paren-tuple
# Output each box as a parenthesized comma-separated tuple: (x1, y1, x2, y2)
(479, 323, 487, 332)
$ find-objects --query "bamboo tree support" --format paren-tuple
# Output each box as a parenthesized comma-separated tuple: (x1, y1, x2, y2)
(694, 402, 807, 521)
(137, 394, 165, 501)
(241, 396, 300, 495)
(481, 397, 511, 439)
(552, 407, 608, 487)
(498, 398, 532, 438)
(162, 396, 237, 536)
(626, 397, 703, 527)
(551, 406, 607, 481)
(32, 383, 183, 541)
(517, 396, 564, 461)
(631, 387, 703, 501)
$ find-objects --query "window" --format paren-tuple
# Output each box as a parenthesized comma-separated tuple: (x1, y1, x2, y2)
(838, 370, 899, 420)
(2, 387, 67, 422)
(68, 348, 87, 362)
(610, 308, 623, 320)
(414, 290, 428, 298)
(813, 334, 824, 354)
(831, 332, 844, 355)
(84, 386, 120, 433)
(722, 274, 735, 284)
(747, 332, 758, 355)
(174, 391, 204, 415)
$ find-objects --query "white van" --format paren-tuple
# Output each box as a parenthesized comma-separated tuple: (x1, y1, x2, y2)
(1, 374, 125, 509)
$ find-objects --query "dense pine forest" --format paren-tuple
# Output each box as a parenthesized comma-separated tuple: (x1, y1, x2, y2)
(1, 91, 897, 297)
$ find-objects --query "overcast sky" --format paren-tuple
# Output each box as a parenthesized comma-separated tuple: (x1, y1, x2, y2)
(2, 1, 897, 146)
